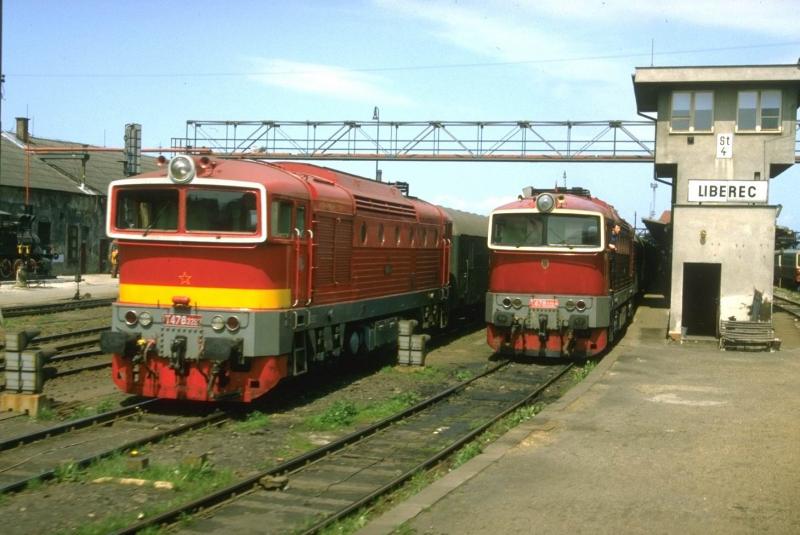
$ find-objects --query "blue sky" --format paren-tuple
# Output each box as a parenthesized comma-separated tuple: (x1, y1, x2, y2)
(2, 0, 799, 228)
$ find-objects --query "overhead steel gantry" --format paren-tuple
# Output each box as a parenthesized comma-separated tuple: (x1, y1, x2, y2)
(171, 120, 660, 162)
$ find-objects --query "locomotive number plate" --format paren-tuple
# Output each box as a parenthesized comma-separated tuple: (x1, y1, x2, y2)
(529, 298, 559, 309)
(162, 314, 202, 327)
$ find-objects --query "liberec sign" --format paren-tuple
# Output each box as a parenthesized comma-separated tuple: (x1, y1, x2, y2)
(687, 180, 768, 204)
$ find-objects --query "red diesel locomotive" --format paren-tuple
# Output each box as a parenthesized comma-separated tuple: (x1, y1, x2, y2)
(100, 156, 483, 402)
(485, 187, 636, 358)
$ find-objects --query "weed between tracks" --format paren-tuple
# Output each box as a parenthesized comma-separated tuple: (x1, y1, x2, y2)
(49, 451, 234, 535)
(305, 391, 422, 431)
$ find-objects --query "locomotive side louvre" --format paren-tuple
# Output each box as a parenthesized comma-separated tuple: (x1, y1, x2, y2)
(101, 157, 461, 402)
(486, 188, 637, 358)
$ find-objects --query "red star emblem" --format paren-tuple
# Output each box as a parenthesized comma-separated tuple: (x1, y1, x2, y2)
(178, 271, 192, 285)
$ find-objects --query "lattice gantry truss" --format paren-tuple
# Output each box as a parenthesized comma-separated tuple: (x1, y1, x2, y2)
(171, 120, 658, 162)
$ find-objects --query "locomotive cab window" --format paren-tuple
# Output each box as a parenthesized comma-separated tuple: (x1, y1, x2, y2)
(270, 200, 293, 238)
(186, 189, 258, 233)
(491, 212, 600, 249)
(116, 189, 178, 231)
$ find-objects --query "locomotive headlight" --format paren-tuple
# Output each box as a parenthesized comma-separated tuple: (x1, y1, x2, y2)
(565, 299, 576, 311)
(211, 315, 225, 332)
(536, 193, 555, 213)
(512, 297, 523, 309)
(225, 316, 241, 332)
(576, 300, 587, 312)
(124, 310, 139, 326)
(501, 297, 512, 309)
(138, 311, 153, 327)
(168, 155, 196, 184)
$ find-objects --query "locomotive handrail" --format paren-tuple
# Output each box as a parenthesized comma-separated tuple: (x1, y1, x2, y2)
(442, 238, 452, 289)
(292, 228, 302, 307)
(305, 229, 314, 306)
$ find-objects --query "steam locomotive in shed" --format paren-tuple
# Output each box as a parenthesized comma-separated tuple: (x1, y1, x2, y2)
(100, 156, 487, 402)
(0, 208, 52, 279)
(486, 187, 637, 358)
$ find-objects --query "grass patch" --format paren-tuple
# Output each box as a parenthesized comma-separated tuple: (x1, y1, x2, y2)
(305, 392, 423, 432)
(571, 360, 598, 383)
(306, 400, 359, 430)
(233, 410, 271, 432)
(454, 368, 473, 382)
(51, 453, 236, 535)
(356, 392, 421, 424)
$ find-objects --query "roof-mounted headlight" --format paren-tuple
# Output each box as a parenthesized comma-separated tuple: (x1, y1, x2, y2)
(536, 193, 555, 213)
(168, 155, 196, 184)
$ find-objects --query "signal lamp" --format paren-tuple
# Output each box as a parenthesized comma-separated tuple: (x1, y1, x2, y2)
(512, 297, 523, 309)
(501, 297, 512, 309)
(536, 193, 555, 213)
(565, 299, 576, 311)
(168, 155, 196, 184)
(138, 311, 153, 327)
(124, 310, 139, 326)
(225, 316, 241, 332)
(576, 300, 587, 312)
(211, 315, 225, 332)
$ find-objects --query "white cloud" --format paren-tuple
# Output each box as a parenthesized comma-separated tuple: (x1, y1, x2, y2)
(373, 0, 799, 85)
(246, 58, 411, 106)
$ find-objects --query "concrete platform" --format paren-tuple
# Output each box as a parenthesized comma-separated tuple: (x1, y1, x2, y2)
(0, 274, 119, 308)
(360, 296, 800, 534)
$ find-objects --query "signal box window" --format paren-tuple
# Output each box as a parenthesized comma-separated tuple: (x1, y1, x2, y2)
(737, 90, 781, 131)
(670, 91, 713, 132)
(116, 189, 178, 231)
(271, 200, 293, 238)
(186, 190, 257, 233)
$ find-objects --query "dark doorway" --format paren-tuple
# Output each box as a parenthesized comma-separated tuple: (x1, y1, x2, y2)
(682, 262, 721, 336)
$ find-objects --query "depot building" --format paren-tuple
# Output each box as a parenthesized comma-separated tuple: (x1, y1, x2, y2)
(633, 64, 800, 340)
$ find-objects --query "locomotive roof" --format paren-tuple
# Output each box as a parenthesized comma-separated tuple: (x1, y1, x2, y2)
(127, 158, 447, 223)
(493, 190, 628, 226)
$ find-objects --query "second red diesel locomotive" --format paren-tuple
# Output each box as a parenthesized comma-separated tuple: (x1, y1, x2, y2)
(100, 156, 487, 402)
(485, 187, 637, 358)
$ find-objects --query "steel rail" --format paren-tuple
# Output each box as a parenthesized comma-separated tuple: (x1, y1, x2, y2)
(300, 362, 574, 535)
(109, 359, 513, 535)
(112, 359, 573, 535)
(0, 399, 157, 452)
(0, 298, 114, 318)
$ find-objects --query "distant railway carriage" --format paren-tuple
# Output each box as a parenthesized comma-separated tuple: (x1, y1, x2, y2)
(101, 156, 487, 402)
(486, 187, 637, 358)
(774, 249, 800, 290)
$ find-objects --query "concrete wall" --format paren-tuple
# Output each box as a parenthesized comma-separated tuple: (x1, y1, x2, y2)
(669, 205, 776, 336)
(654, 86, 797, 198)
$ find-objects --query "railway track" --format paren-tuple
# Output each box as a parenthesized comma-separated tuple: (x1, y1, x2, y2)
(0, 400, 228, 494)
(773, 290, 800, 318)
(0, 298, 114, 318)
(1, 326, 109, 378)
(113, 359, 572, 535)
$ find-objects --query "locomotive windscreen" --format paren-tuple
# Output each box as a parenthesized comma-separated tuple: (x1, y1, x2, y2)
(114, 187, 259, 234)
(490, 212, 601, 248)
(116, 188, 178, 231)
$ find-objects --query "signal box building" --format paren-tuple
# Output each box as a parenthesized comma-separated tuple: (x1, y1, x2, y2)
(633, 65, 800, 340)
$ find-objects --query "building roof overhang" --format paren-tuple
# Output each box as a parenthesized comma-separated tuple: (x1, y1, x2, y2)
(632, 64, 800, 113)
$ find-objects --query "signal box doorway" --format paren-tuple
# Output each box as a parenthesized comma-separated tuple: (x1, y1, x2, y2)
(682, 262, 721, 337)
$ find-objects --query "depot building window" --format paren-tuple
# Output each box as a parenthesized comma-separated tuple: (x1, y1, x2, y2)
(737, 90, 781, 132)
(670, 91, 713, 132)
